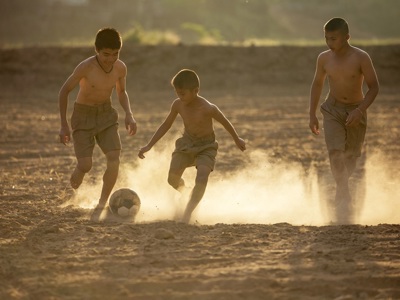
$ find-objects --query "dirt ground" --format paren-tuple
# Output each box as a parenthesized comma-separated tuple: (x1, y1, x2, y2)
(0, 45, 399, 299)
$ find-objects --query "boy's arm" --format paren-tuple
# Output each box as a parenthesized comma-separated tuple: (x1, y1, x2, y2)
(309, 53, 326, 135)
(358, 52, 379, 112)
(211, 105, 246, 151)
(58, 64, 85, 145)
(138, 101, 179, 159)
(116, 63, 137, 136)
(345, 52, 379, 127)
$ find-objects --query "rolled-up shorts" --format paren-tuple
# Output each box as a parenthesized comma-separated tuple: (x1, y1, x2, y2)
(320, 97, 367, 157)
(71, 102, 121, 158)
(170, 131, 218, 171)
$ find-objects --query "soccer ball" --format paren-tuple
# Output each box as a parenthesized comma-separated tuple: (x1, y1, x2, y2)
(109, 188, 141, 219)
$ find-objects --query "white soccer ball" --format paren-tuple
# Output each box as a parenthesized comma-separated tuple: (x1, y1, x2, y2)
(109, 188, 141, 219)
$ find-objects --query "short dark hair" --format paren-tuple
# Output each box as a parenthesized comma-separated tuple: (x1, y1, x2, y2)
(171, 69, 200, 89)
(324, 18, 349, 35)
(95, 28, 122, 50)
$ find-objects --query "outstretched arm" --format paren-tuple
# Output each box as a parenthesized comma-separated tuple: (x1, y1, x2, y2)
(138, 101, 178, 159)
(212, 105, 246, 151)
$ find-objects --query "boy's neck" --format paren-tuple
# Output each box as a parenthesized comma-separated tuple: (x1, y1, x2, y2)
(333, 43, 351, 56)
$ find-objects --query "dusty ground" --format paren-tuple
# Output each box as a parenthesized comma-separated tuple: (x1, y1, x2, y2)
(0, 45, 399, 299)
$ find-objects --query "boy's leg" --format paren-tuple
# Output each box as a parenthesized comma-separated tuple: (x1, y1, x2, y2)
(328, 149, 353, 223)
(90, 149, 120, 221)
(70, 157, 92, 189)
(168, 168, 186, 192)
(182, 165, 212, 223)
(344, 153, 358, 176)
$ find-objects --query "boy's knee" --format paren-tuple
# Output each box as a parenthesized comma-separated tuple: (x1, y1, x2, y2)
(329, 149, 344, 163)
(106, 150, 121, 162)
(195, 173, 209, 185)
(106, 150, 121, 168)
(77, 160, 92, 174)
(195, 165, 211, 184)
(168, 174, 184, 190)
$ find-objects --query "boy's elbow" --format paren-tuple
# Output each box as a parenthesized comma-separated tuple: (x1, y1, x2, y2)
(117, 88, 128, 97)
(371, 82, 380, 95)
(58, 88, 69, 100)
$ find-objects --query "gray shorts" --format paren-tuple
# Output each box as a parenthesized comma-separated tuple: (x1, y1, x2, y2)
(71, 102, 121, 158)
(170, 131, 218, 171)
(320, 98, 367, 157)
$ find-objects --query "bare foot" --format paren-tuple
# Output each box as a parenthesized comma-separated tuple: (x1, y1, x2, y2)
(70, 168, 85, 189)
(181, 212, 191, 224)
(90, 204, 105, 222)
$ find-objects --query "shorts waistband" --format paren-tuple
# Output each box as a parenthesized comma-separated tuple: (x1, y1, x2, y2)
(183, 130, 216, 143)
(325, 97, 361, 108)
(74, 101, 113, 113)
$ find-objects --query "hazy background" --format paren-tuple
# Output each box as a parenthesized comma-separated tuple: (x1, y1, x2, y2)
(1, 0, 400, 47)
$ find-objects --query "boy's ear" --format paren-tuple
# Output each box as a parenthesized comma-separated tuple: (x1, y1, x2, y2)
(194, 87, 200, 94)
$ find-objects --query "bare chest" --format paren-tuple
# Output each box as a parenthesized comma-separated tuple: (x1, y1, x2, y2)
(324, 57, 362, 82)
(181, 107, 207, 121)
(82, 71, 118, 91)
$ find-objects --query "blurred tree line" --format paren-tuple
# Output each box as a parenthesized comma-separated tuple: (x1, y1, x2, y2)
(1, 0, 399, 47)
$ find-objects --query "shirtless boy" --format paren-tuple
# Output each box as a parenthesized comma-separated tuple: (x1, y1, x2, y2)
(138, 69, 246, 223)
(309, 18, 379, 223)
(59, 28, 137, 221)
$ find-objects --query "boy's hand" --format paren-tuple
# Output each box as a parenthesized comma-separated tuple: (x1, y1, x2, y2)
(138, 145, 151, 159)
(59, 126, 71, 145)
(235, 137, 246, 151)
(309, 116, 320, 135)
(126, 115, 137, 136)
(345, 108, 363, 127)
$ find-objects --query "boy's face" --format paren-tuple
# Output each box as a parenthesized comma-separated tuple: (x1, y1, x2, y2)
(174, 87, 198, 104)
(324, 30, 349, 52)
(96, 48, 120, 68)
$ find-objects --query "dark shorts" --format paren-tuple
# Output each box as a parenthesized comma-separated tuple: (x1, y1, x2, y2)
(71, 102, 121, 158)
(170, 131, 218, 171)
(320, 98, 367, 157)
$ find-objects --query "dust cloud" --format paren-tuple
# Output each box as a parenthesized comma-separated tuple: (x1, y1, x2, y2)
(358, 151, 400, 224)
(64, 142, 399, 226)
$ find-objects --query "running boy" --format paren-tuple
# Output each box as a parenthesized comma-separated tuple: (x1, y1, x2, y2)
(138, 69, 246, 223)
(59, 28, 137, 221)
(309, 18, 379, 223)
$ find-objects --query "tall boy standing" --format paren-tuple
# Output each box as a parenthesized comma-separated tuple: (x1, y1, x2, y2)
(309, 18, 379, 223)
(59, 28, 137, 221)
(138, 69, 246, 223)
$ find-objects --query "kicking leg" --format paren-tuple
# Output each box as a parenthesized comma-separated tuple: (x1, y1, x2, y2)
(168, 167, 186, 192)
(91, 150, 120, 221)
(70, 157, 92, 189)
(182, 165, 212, 224)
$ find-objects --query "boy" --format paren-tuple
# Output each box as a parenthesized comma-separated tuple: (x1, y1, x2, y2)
(138, 69, 246, 223)
(309, 18, 379, 223)
(59, 28, 137, 221)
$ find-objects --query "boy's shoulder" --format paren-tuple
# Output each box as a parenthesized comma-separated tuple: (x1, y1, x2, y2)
(198, 95, 214, 105)
(318, 49, 332, 59)
(80, 55, 96, 65)
(350, 46, 371, 59)
(75, 56, 96, 70)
